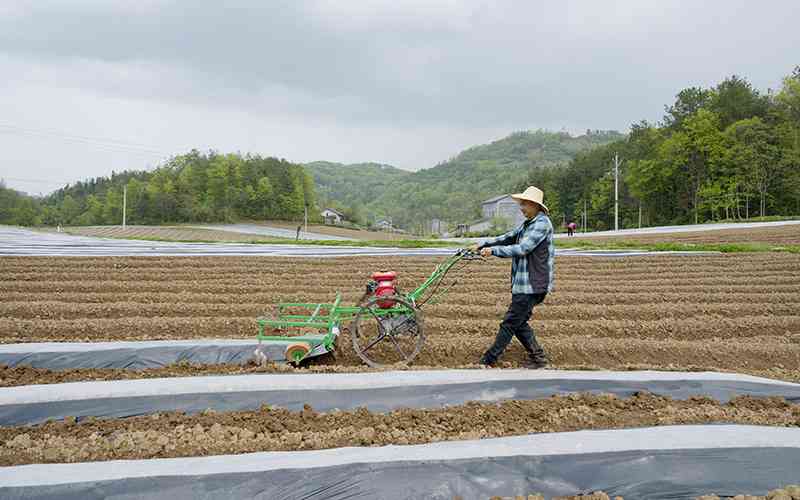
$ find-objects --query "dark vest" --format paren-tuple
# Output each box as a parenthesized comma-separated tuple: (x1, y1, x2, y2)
(517, 217, 551, 294)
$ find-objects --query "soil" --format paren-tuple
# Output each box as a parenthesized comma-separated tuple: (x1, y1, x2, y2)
(63, 223, 416, 241)
(62, 225, 278, 242)
(488, 487, 800, 500)
(1, 392, 798, 466)
(2, 254, 799, 379)
(577, 223, 800, 246)
(3, 240, 799, 487)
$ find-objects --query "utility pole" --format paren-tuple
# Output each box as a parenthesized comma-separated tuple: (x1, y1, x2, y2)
(638, 202, 642, 229)
(746, 195, 750, 220)
(122, 185, 127, 230)
(583, 199, 587, 233)
(304, 204, 308, 234)
(614, 153, 620, 232)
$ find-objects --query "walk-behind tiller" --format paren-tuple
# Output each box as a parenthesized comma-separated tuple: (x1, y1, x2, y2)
(255, 248, 482, 367)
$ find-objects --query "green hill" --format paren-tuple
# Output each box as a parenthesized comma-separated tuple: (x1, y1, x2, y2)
(304, 161, 410, 209)
(306, 129, 624, 229)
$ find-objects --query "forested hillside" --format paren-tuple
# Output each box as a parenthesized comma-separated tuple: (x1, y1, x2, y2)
(0, 182, 41, 226)
(304, 162, 410, 223)
(526, 69, 800, 230)
(308, 130, 623, 228)
(1, 151, 315, 226)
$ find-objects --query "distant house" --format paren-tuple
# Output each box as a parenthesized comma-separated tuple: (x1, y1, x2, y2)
(320, 208, 345, 225)
(468, 220, 492, 233)
(456, 194, 523, 235)
(454, 219, 491, 236)
(374, 219, 393, 231)
(481, 194, 525, 226)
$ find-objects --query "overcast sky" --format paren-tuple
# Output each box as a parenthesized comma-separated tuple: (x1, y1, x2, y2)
(1, 1, 798, 195)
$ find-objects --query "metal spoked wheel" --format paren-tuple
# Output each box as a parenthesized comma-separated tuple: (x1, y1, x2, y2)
(351, 295, 425, 367)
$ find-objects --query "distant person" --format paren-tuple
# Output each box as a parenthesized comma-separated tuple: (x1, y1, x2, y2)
(470, 185, 554, 369)
(296, 225, 302, 241)
(567, 221, 577, 236)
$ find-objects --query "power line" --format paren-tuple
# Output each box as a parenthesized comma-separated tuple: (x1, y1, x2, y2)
(2, 177, 72, 185)
(0, 123, 173, 157)
(0, 122, 163, 149)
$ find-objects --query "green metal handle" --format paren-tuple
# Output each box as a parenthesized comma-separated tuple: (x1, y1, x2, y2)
(407, 248, 477, 304)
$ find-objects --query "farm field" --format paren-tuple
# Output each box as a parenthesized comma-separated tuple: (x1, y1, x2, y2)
(3, 250, 800, 497)
(60, 220, 800, 245)
(2, 392, 797, 466)
(574, 222, 800, 246)
(1, 253, 799, 381)
(247, 220, 419, 240)
(61, 225, 304, 242)
(63, 223, 415, 242)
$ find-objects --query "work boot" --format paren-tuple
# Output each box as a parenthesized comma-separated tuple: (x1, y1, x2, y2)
(522, 355, 548, 369)
(479, 354, 496, 367)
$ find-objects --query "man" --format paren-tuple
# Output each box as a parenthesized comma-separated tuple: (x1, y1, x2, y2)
(471, 186, 554, 369)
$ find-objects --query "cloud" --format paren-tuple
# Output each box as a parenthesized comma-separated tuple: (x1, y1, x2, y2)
(0, 0, 798, 192)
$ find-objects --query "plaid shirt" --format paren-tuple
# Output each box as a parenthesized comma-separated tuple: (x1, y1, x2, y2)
(480, 212, 555, 294)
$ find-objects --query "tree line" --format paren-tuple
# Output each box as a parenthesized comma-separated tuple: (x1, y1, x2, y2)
(526, 69, 800, 230)
(1, 151, 316, 226)
(4, 69, 798, 233)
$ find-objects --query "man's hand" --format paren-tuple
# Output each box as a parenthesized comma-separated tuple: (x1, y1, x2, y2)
(467, 244, 491, 257)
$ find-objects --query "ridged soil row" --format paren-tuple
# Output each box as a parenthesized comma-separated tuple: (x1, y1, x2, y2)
(1, 392, 798, 466)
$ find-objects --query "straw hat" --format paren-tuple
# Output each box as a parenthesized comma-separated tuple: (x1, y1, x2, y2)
(511, 186, 549, 213)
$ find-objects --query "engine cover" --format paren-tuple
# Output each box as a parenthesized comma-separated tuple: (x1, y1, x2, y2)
(371, 271, 397, 308)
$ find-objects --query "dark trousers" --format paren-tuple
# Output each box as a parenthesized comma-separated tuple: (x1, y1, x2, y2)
(484, 293, 547, 362)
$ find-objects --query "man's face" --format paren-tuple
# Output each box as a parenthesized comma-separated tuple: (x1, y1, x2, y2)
(518, 200, 539, 219)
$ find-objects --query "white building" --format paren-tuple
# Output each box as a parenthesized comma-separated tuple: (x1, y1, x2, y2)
(481, 194, 525, 227)
(457, 194, 524, 235)
(320, 208, 345, 225)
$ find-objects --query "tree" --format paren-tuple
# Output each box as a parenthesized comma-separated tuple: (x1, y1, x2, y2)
(77, 194, 105, 225)
(59, 194, 82, 225)
(147, 169, 177, 222)
(102, 188, 123, 225)
(588, 173, 614, 230)
(679, 109, 726, 223)
(125, 178, 146, 224)
(0, 181, 16, 223)
(0, 182, 42, 226)
(206, 156, 230, 221)
(663, 87, 711, 129)
(302, 171, 316, 210)
(254, 176, 274, 219)
(724, 117, 785, 217)
(775, 67, 800, 150)
(708, 75, 770, 128)
(624, 123, 666, 224)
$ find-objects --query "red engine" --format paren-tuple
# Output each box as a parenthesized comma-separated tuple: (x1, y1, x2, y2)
(371, 271, 397, 308)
